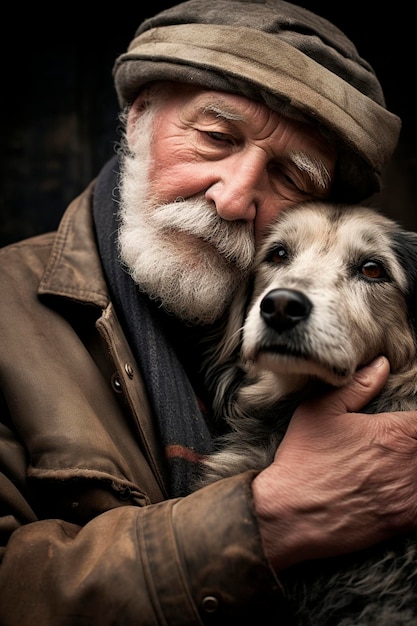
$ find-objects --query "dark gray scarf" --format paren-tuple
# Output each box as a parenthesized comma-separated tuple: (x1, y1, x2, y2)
(93, 155, 214, 497)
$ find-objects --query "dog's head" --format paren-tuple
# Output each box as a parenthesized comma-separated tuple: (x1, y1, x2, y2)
(240, 202, 417, 388)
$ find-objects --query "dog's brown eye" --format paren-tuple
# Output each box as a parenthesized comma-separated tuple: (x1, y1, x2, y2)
(361, 261, 386, 280)
(267, 245, 288, 264)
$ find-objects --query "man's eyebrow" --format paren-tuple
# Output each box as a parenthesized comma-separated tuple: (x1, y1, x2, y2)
(201, 103, 246, 122)
(290, 150, 332, 191)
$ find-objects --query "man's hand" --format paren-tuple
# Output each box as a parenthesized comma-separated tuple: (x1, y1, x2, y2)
(252, 356, 417, 570)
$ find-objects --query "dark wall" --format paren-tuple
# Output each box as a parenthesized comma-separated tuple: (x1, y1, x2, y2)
(1, 3, 415, 247)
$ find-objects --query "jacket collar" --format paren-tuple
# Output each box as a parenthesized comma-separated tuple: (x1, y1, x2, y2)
(38, 179, 109, 309)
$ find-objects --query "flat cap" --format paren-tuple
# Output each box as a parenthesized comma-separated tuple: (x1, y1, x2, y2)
(113, 0, 401, 201)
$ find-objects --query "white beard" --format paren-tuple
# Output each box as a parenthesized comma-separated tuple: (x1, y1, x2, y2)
(117, 106, 255, 325)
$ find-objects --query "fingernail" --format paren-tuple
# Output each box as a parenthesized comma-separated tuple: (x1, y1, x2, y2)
(369, 356, 385, 369)
(354, 356, 386, 383)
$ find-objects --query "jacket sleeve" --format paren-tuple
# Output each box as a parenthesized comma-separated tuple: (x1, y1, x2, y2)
(0, 468, 285, 626)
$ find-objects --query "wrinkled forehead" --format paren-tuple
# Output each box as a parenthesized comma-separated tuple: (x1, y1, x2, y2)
(186, 87, 337, 163)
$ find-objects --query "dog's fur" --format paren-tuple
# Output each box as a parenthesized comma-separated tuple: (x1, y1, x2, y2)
(198, 202, 417, 625)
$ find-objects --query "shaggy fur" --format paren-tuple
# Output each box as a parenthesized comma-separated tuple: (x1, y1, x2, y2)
(198, 201, 417, 625)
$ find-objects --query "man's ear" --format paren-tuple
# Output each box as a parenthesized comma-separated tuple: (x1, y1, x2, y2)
(126, 93, 148, 147)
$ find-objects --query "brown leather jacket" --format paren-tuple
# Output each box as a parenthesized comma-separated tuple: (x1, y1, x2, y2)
(0, 181, 283, 624)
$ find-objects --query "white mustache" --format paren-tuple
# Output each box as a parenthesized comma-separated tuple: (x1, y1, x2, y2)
(151, 196, 255, 271)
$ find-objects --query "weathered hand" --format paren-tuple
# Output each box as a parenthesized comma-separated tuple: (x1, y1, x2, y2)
(252, 357, 417, 570)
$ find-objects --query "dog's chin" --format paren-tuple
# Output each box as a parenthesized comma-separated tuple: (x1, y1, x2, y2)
(248, 349, 353, 388)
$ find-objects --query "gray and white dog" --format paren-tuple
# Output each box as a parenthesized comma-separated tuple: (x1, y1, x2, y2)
(199, 202, 417, 625)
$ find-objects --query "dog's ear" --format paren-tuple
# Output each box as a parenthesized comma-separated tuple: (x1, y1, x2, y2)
(392, 229, 417, 330)
(201, 276, 254, 381)
(218, 275, 255, 362)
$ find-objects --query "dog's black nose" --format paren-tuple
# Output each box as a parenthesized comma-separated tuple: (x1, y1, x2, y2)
(260, 288, 312, 332)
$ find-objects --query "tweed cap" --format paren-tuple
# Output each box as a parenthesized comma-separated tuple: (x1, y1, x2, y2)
(113, 0, 401, 201)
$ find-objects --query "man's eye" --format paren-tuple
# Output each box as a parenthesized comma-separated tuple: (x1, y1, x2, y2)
(268, 164, 306, 194)
(206, 131, 231, 143)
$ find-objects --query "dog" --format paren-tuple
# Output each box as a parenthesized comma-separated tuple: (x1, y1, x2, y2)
(198, 201, 417, 625)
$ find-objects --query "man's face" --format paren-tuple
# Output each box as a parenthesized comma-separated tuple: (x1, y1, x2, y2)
(131, 85, 337, 243)
(118, 84, 337, 325)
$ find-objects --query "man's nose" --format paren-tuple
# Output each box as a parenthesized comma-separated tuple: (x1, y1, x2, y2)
(204, 156, 265, 222)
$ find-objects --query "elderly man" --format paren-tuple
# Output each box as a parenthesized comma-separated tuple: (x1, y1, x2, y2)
(0, 1, 415, 624)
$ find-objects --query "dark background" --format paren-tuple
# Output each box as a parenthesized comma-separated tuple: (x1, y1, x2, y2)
(1, 2, 415, 247)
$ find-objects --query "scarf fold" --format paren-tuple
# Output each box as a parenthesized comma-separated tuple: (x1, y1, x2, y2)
(93, 155, 213, 497)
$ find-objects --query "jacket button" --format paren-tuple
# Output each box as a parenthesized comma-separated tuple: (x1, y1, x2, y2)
(111, 373, 123, 393)
(124, 362, 134, 379)
(201, 595, 219, 613)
